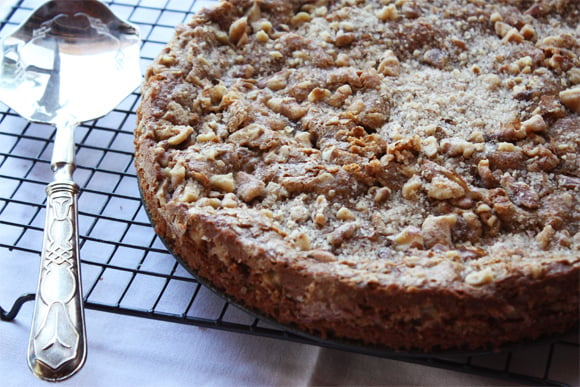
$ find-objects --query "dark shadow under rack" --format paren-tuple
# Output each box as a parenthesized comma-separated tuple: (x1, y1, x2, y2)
(0, 1, 578, 386)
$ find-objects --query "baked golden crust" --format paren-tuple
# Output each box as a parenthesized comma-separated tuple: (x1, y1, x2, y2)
(135, 0, 580, 351)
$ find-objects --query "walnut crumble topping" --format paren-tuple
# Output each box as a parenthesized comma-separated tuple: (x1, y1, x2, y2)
(136, 0, 579, 350)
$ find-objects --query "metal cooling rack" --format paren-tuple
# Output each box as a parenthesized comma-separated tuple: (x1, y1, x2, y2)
(0, 1, 578, 386)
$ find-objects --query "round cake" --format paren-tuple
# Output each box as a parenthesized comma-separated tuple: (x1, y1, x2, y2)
(135, 0, 579, 351)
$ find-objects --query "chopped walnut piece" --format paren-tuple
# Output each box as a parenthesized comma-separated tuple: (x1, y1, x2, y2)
(422, 136, 439, 158)
(235, 172, 266, 202)
(559, 87, 580, 112)
(335, 32, 355, 47)
(377, 50, 401, 76)
(256, 30, 269, 43)
(180, 180, 202, 202)
(313, 194, 329, 227)
(402, 175, 423, 200)
(520, 24, 536, 40)
(494, 21, 511, 38)
(222, 193, 238, 208)
(328, 84, 353, 107)
(373, 186, 392, 203)
(167, 125, 193, 146)
(169, 162, 186, 187)
(501, 176, 539, 210)
(337, 207, 356, 221)
(376, 4, 398, 21)
(536, 225, 555, 250)
(229, 17, 248, 46)
(465, 268, 494, 286)
(327, 222, 359, 246)
(426, 175, 466, 200)
(291, 231, 311, 250)
(327, 67, 362, 88)
(266, 97, 307, 120)
(440, 138, 480, 158)
(291, 11, 311, 26)
(568, 68, 580, 85)
(308, 87, 331, 103)
(537, 34, 577, 50)
(228, 124, 264, 147)
(210, 173, 235, 193)
(454, 212, 483, 244)
(422, 214, 457, 249)
(266, 74, 288, 91)
(307, 249, 337, 262)
(539, 192, 575, 230)
(489, 12, 502, 23)
(521, 114, 547, 133)
(503, 29, 524, 43)
(391, 226, 423, 250)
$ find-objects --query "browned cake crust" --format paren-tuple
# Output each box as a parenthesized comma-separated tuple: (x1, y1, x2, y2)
(135, 0, 580, 351)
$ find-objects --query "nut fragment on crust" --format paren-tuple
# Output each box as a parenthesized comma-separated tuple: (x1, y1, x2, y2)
(520, 24, 536, 40)
(337, 207, 356, 221)
(266, 97, 308, 120)
(402, 175, 423, 200)
(374, 186, 392, 203)
(422, 136, 439, 158)
(308, 87, 331, 103)
(521, 114, 547, 133)
(167, 125, 193, 146)
(294, 131, 312, 147)
(559, 87, 580, 112)
(313, 195, 329, 227)
(209, 173, 235, 192)
(256, 30, 269, 43)
(440, 138, 479, 158)
(307, 249, 337, 262)
(180, 180, 202, 202)
(422, 214, 457, 248)
(291, 11, 311, 26)
(465, 268, 494, 286)
(229, 17, 248, 45)
(503, 28, 524, 43)
(235, 171, 266, 202)
(536, 225, 555, 250)
(391, 226, 423, 250)
(291, 231, 311, 250)
(335, 32, 355, 47)
(266, 75, 287, 91)
(328, 84, 353, 107)
(376, 4, 398, 21)
(426, 175, 466, 200)
(377, 50, 400, 76)
(222, 193, 238, 208)
(169, 163, 186, 187)
(327, 222, 359, 246)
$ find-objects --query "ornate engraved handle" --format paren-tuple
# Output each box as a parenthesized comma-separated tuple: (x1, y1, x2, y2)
(28, 122, 86, 381)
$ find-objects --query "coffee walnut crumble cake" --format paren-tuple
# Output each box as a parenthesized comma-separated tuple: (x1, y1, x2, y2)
(135, 0, 579, 350)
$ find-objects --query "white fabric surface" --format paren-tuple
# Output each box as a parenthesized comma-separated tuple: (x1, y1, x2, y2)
(1, 303, 518, 386)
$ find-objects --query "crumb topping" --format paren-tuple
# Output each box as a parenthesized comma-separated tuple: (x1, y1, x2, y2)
(138, 0, 579, 290)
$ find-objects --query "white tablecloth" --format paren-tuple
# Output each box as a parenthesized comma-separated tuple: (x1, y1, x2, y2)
(0, 296, 519, 386)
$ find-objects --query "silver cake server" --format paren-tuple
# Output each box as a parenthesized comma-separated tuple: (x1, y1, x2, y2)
(0, 0, 141, 381)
